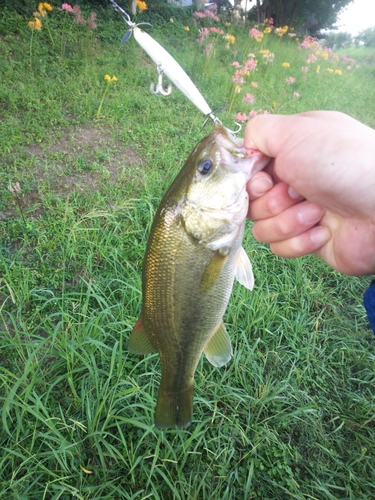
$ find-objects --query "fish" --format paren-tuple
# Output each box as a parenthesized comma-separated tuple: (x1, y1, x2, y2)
(128, 124, 269, 429)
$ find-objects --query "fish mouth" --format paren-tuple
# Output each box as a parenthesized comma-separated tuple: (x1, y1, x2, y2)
(214, 124, 246, 156)
(212, 124, 270, 177)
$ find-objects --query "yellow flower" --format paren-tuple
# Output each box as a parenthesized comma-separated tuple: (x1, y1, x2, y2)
(136, 0, 147, 11)
(260, 49, 269, 54)
(37, 2, 51, 16)
(263, 27, 272, 34)
(327, 68, 334, 73)
(256, 34, 263, 42)
(225, 34, 235, 44)
(316, 65, 320, 73)
(282, 62, 290, 68)
(111, 75, 118, 81)
(170, 18, 174, 23)
(335, 70, 342, 75)
(104, 74, 111, 81)
(235, 85, 242, 93)
(271, 102, 277, 108)
(225, 22, 231, 26)
(183, 26, 190, 31)
(28, 18, 42, 30)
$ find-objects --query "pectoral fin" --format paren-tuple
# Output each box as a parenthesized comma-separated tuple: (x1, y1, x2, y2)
(235, 246, 254, 290)
(200, 250, 227, 293)
(204, 321, 232, 367)
(128, 315, 156, 354)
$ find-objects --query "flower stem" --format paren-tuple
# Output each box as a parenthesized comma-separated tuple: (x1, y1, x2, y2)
(30, 29, 34, 68)
(96, 82, 111, 119)
(45, 17, 55, 46)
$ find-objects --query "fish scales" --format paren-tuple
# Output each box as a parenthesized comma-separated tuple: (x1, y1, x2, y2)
(129, 125, 269, 429)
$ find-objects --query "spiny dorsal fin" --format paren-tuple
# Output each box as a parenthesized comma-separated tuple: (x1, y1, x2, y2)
(128, 315, 156, 354)
(235, 246, 254, 290)
(204, 321, 232, 367)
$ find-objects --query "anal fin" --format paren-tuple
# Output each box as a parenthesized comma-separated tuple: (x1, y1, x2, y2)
(204, 321, 232, 367)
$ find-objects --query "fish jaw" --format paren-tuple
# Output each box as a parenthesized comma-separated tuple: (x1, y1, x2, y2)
(183, 126, 269, 252)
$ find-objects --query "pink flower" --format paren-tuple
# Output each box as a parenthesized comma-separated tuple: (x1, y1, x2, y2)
(197, 27, 210, 43)
(293, 92, 301, 98)
(232, 61, 241, 68)
(206, 3, 217, 10)
(251, 81, 258, 88)
(88, 12, 97, 30)
(286, 76, 296, 84)
(235, 112, 248, 122)
(205, 9, 220, 21)
(232, 74, 244, 84)
(244, 59, 257, 71)
(194, 11, 206, 18)
(62, 3, 73, 12)
(299, 35, 319, 50)
(249, 110, 257, 117)
(249, 28, 261, 39)
(301, 66, 309, 73)
(269, 17, 274, 25)
(307, 53, 317, 64)
(243, 93, 255, 104)
(72, 5, 86, 24)
(204, 43, 213, 56)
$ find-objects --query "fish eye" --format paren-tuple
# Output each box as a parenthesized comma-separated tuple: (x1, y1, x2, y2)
(198, 159, 213, 175)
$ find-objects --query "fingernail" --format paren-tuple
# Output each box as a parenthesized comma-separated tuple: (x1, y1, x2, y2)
(249, 176, 273, 196)
(310, 226, 331, 247)
(297, 204, 323, 224)
(287, 185, 300, 199)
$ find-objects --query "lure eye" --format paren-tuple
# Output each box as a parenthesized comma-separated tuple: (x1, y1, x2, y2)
(198, 159, 213, 175)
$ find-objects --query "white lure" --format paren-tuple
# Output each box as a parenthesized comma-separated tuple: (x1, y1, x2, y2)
(133, 27, 213, 116)
(109, 0, 239, 129)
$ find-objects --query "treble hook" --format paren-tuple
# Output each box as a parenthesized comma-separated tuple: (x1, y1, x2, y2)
(150, 64, 172, 96)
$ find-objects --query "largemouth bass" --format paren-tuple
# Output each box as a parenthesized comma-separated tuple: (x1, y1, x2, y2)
(129, 125, 268, 429)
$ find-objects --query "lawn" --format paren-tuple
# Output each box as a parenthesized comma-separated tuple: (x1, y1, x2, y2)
(0, 2, 374, 499)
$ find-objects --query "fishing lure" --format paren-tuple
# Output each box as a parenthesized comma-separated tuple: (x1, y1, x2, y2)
(109, 0, 239, 130)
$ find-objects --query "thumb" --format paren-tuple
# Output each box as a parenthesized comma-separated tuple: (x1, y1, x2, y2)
(244, 114, 295, 157)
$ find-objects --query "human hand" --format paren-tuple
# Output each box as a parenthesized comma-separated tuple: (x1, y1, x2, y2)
(245, 111, 375, 276)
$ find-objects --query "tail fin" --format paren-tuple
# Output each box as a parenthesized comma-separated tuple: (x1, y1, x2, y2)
(154, 386, 193, 429)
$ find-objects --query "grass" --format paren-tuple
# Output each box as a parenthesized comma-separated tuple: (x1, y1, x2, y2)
(1, 2, 375, 499)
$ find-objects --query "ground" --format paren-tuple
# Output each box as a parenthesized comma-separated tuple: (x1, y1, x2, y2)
(2, 127, 143, 219)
